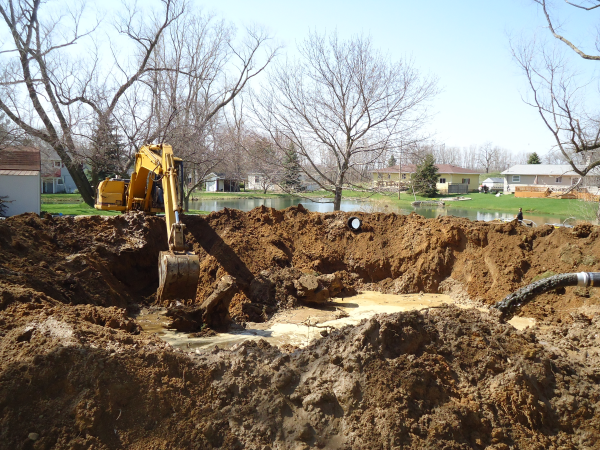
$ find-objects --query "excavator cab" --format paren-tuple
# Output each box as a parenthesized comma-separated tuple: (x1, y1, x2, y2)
(95, 144, 200, 302)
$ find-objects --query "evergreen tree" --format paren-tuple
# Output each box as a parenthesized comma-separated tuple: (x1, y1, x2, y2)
(283, 144, 302, 191)
(413, 154, 439, 197)
(89, 115, 124, 189)
(388, 154, 397, 167)
(527, 152, 542, 164)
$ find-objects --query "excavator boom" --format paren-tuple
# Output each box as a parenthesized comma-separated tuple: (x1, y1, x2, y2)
(95, 144, 199, 302)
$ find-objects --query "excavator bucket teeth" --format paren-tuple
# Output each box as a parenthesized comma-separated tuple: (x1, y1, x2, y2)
(157, 251, 200, 302)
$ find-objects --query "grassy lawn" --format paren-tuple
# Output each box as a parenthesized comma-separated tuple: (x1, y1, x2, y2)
(41, 203, 120, 216)
(382, 192, 590, 217)
(41, 193, 84, 203)
(41, 198, 211, 216)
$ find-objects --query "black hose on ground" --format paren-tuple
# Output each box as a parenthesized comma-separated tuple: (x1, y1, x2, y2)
(493, 272, 600, 320)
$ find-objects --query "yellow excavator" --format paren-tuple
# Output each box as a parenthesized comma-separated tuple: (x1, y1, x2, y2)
(94, 144, 200, 302)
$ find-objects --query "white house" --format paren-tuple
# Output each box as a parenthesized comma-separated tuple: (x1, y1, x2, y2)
(501, 164, 593, 194)
(204, 173, 240, 192)
(247, 173, 276, 191)
(0, 147, 41, 216)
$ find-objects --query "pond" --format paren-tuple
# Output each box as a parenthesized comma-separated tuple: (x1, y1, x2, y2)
(188, 196, 580, 227)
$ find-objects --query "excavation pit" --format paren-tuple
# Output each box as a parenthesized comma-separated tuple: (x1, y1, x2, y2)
(0, 208, 599, 448)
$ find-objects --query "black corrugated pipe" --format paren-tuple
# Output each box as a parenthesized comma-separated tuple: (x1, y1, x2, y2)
(493, 272, 600, 320)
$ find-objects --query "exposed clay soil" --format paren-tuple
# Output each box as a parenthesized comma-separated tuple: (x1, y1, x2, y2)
(1, 207, 600, 449)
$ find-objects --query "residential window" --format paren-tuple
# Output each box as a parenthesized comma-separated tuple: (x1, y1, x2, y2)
(572, 177, 580, 185)
(56, 178, 63, 185)
(53, 161, 61, 168)
(377, 173, 382, 179)
(387, 173, 391, 179)
(402, 174, 406, 180)
(512, 175, 520, 183)
(439, 178, 446, 183)
(462, 178, 470, 184)
(255, 176, 259, 183)
(555, 177, 562, 183)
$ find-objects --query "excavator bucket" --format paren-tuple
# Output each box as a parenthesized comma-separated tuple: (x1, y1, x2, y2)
(157, 251, 200, 302)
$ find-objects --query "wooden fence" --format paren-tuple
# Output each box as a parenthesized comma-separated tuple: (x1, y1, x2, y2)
(514, 185, 599, 201)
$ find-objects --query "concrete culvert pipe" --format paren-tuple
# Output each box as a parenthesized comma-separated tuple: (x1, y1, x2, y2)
(347, 216, 362, 231)
(493, 272, 600, 320)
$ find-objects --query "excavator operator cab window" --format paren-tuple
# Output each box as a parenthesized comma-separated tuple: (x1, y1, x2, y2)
(153, 183, 165, 209)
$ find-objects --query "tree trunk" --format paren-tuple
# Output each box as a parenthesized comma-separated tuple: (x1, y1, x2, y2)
(53, 143, 95, 206)
(332, 165, 348, 211)
(333, 186, 343, 211)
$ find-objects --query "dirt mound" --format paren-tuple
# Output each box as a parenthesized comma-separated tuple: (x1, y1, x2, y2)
(181, 206, 600, 326)
(1, 303, 598, 449)
(2, 207, 600, 448)
(2, 207, 600, 326)
(0, 213, 166, 310)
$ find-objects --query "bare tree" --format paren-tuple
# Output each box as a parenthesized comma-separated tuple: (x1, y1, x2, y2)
(252, 31, 438, 210)
(245, 135, 282, 193)
(0, 0, 189, 205)
(0, 111, 24, 149)
(516, 1, 600, 215)
(0, 0, 277, 207)
(132, 19, 278, 205)
(476, 142, 499, 173)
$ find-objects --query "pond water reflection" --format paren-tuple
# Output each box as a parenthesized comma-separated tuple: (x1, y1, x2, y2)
(188, 196, 579, 227)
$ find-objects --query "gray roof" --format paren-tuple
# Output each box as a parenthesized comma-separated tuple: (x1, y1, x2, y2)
(501, 164, 593, 176)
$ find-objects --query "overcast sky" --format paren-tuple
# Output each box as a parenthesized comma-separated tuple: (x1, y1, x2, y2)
(189, 0, 598, 159)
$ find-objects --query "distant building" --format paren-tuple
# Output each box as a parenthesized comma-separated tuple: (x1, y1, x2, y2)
(204, 173, 240, 192)
(480, 177, 503, 192)
(370, 164, 481, 193)
(500, 164, 596, 194)
(246, 172, 320, 192)
(0, 146, 41, 216)
(40, 148, 77, 193)
(247, 173, 277, 191)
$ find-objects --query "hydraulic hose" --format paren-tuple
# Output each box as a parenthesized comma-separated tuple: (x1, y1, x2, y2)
(493, 272, 600, 320)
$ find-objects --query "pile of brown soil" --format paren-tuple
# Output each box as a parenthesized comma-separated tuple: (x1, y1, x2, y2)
(181, 206, 600, 326)
(0, 213, 166, 310)
(2, 207, 599, 326)
(1, 207, 600, 448)
(1, 302, 598, 449)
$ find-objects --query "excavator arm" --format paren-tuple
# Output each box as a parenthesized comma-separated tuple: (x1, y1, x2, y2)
(95, 144, 200, 302)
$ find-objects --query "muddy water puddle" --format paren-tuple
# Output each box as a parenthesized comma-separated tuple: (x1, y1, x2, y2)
(137, 291, 535, 352)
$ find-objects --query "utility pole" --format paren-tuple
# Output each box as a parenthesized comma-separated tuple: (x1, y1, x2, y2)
(397, 143, 403, 200)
